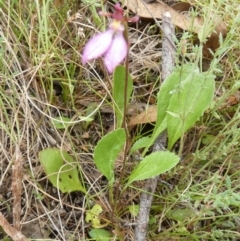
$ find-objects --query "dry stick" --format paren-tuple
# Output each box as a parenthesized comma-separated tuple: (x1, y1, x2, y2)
(134, 12, 175, 241)
(1, 144, 27, 241)
(12, 145, 23, 231)
(0, 213, 28, 241)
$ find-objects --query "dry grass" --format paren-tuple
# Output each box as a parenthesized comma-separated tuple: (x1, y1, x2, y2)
(0, 0, 240, 240)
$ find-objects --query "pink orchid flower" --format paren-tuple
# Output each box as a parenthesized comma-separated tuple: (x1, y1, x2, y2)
(82, 3, 139, 73)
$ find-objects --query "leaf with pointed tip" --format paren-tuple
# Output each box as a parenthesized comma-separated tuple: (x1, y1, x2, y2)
(113, 66, 133, 128)
(127, 151, 180, 186)
(94, 128, 126, 183)
(167, 65, 215, 148)
(39, 148, 86, 193)
(144, 64, 194, 153)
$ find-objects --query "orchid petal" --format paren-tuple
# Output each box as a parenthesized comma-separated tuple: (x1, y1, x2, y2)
(103, 32, 128, 73)
(111, 3, 124, 20)
(127, 15, 140, 23)
(82, 29, 114, 64)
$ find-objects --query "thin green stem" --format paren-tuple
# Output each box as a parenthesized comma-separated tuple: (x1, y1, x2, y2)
(114, 22, 130, 208)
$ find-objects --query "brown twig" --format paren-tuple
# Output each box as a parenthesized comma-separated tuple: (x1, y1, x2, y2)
(0, 213, 28, 241)
(134, 12, 175, 241)
(12, 145, 23, 230)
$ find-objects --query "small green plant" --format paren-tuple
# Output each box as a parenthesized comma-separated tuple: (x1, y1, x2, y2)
(2, 0, 240, 240)
(39, 148, 86, 193)
(206, 175, 240, 212)
(143, 63, 215, 153)
(93, 63, 214, 191)
(38, 3, 215, 239)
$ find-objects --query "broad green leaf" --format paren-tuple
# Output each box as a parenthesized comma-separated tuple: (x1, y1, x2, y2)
(39, 148, 86, 193)
(167, 208, 196, 222)
(130, 137, 151, 155)
(113, 65, 133, 128)
(128, 204, 140, 217)
(144, 64, 195, 153)
(89, 229, 112, 241)
(127, 151, 180, 186)
(155, 65, 192, 127)
(143, 117, 167, 156)
(167, 66, 215, 148)
(86, 204, 104, 228)
(94, 128, 126, 183)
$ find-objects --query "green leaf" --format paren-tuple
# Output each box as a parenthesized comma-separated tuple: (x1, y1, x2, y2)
(62, 82, 75, 102)
(167, 65, 215, 148)
(143, 64, 193, 153)
(51, 116, 93, 129)
(94, 128, 126, 183)
(167, 208, 196, 222)
(82, 102, 98, 129)
(51, 116, 73, 129)
(127, 151, 180, 186)
(201, 134, 215, 145)
(89, 229, 112, 241)
(130, 137, 151, 155)
(155, 65, 191, 127)
(86, 204, 103, 228)
(39, 148, 86, 193)
(143, 117, 167, 156)
(225, 175, 231, 190)
(128, 204, 140, 217)
(113, 65, 133, 128)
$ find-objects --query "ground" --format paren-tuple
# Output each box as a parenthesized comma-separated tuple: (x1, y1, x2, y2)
(0, 0, 240, 240)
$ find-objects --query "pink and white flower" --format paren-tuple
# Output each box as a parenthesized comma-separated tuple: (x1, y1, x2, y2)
(82, 3, 139, 73)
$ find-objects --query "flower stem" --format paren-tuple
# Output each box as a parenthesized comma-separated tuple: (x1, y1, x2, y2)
(114, 22, 130, 207)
